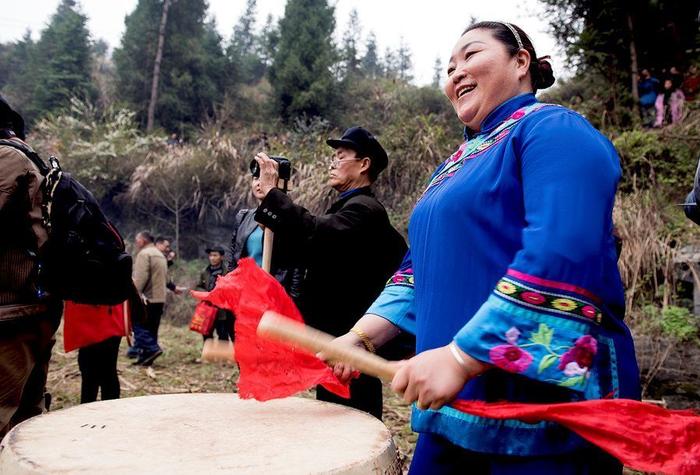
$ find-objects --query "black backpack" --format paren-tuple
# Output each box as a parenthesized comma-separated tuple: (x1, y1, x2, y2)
(0, 140, 133, 305)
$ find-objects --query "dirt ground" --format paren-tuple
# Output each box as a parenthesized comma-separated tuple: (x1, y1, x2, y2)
(46, 321, 417, 469)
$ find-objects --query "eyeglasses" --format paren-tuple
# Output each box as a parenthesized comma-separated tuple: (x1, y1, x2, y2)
(328, 157, 361, 169)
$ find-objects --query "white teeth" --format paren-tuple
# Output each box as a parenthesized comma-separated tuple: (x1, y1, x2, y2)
(457, 85, 476, 98)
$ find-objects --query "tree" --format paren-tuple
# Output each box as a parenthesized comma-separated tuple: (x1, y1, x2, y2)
(0, 31, 37, 120)
(258, 14, 279, 67)
(396, 38, 413, 83)
(227, 0, 266, 84)
(432, 56, 442, 88)
(341, 9, 361, 77)
(270, 0, 338, 121)
(114, 0, 227, 132)
(146, 0, 172, 131)
(31, 0, 95, 119)
(538, 0, 699, 122)
(360, 32, 381, 78)
(91, 39, 116, 110)
(383, 47, 399, 79)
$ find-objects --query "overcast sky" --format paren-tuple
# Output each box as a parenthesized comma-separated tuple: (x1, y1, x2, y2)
(0, 0, 565, 86)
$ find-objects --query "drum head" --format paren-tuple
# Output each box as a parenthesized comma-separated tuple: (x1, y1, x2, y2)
(0, 393, 401, 474)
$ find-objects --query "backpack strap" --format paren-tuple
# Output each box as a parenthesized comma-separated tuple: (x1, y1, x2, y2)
(0, 139, 50, 175)
(0, 139, 62, 232)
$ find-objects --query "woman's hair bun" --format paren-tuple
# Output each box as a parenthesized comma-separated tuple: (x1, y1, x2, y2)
(535, 56, 555, 90)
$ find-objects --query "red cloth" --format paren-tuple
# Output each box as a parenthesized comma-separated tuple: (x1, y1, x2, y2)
(451, 399, 700, 475)
(63, 301, 128, 352)
(191, 258, 350, 401)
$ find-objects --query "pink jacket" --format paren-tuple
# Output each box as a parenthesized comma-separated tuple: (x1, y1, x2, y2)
(655, 90, 685, 126)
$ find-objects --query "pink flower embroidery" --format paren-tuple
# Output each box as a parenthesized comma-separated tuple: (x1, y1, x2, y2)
(489, 344, 533, 373)
(581, 305, 597, 319)
(510, 110, 525, 120)
(563, 361, 587, 377)
(559, 335, 597, 371)
(505, 327, 520, 344)
(521, 291, 546, 305)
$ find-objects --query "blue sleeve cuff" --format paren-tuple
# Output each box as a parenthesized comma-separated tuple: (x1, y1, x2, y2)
(366, 285, 416, 335)
(455, 294, 604, 396)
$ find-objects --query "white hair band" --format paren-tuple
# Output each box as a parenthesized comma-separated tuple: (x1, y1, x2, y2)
(501, 22, 524, 50)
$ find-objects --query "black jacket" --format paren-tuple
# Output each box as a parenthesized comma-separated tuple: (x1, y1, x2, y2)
(229, 208, 304, 300)
(255, 187, 407, 336)
(196, 263, 231, 321)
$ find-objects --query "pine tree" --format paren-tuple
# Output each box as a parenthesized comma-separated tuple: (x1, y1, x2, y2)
(382, 46, 398, 79)
(432, 56, 442, 88)
(228, 0, 266, 84)
(114, 0, 226, 132)
(32, 0, 95, 118)
(341, 9, 361, 77)
(0, 31, 37, 119)
(258, 14, 279, 67)
(270, 0, 338, 121)
(360, 32, 381, 78)
(396, 37, 413, 83)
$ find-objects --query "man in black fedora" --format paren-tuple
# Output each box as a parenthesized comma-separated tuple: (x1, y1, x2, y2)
(253, 126, 408, 419)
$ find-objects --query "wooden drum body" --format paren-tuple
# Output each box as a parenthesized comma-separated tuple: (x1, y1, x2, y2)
(0, 393, 401, 474)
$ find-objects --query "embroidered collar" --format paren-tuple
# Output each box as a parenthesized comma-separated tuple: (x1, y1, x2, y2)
(421, 99, 553, 201)
(464, 93, 537, 140)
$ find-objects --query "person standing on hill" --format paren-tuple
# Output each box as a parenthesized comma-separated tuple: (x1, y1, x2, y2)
(196, 246, 234, 341)
(654, 78, 685, 127)
(638, 68, 660, 127)
(130, 231, 167, 366)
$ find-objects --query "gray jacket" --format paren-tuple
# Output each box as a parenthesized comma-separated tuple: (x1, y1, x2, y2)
(228, 208, 304, 300)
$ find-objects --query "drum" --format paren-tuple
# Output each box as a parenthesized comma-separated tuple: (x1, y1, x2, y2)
(0, 393, 401, 474)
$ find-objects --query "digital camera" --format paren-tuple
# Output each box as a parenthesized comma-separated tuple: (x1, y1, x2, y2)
(250, 156, 292, 181)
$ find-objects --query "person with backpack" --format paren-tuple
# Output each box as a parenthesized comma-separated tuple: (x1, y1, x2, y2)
(0, 96, 62, 437)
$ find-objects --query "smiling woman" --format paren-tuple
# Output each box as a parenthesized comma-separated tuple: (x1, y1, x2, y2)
(329, 20, 640, 475)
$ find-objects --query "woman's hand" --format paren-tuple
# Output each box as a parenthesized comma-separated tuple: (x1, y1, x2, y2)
(319, 332, 366, 383)
(391, 343, 488, 411)
(254, 152, 279, 196)
(317, 314, 402, 383)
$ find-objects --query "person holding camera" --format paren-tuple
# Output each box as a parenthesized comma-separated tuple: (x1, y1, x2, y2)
(253, 126, 407, 420)
(229, 171, 304, 300)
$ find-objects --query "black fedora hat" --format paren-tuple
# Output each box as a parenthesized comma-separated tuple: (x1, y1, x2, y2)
(0, 95, 25, 140)
(326, 126, 388, 173)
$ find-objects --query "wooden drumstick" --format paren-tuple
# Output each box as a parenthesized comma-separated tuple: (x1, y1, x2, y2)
(201, 339, 236, 363)
(257, 311, 398, 382)
(262, 227, 274, 273)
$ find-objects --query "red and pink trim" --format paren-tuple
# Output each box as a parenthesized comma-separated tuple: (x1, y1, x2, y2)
(506, 269, 601, 304)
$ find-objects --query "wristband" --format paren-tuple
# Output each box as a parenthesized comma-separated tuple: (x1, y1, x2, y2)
(449, 341, 469, 370)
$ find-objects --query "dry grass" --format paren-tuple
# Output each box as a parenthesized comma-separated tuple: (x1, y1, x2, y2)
(46, 320, 416, 469)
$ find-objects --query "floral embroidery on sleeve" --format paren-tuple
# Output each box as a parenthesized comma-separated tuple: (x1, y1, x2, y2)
(488, 327, 533, 373)
(488, 324, 598, 389)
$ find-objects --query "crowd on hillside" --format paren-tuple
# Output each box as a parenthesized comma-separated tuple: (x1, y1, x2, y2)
(638, 64, 699, 127)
